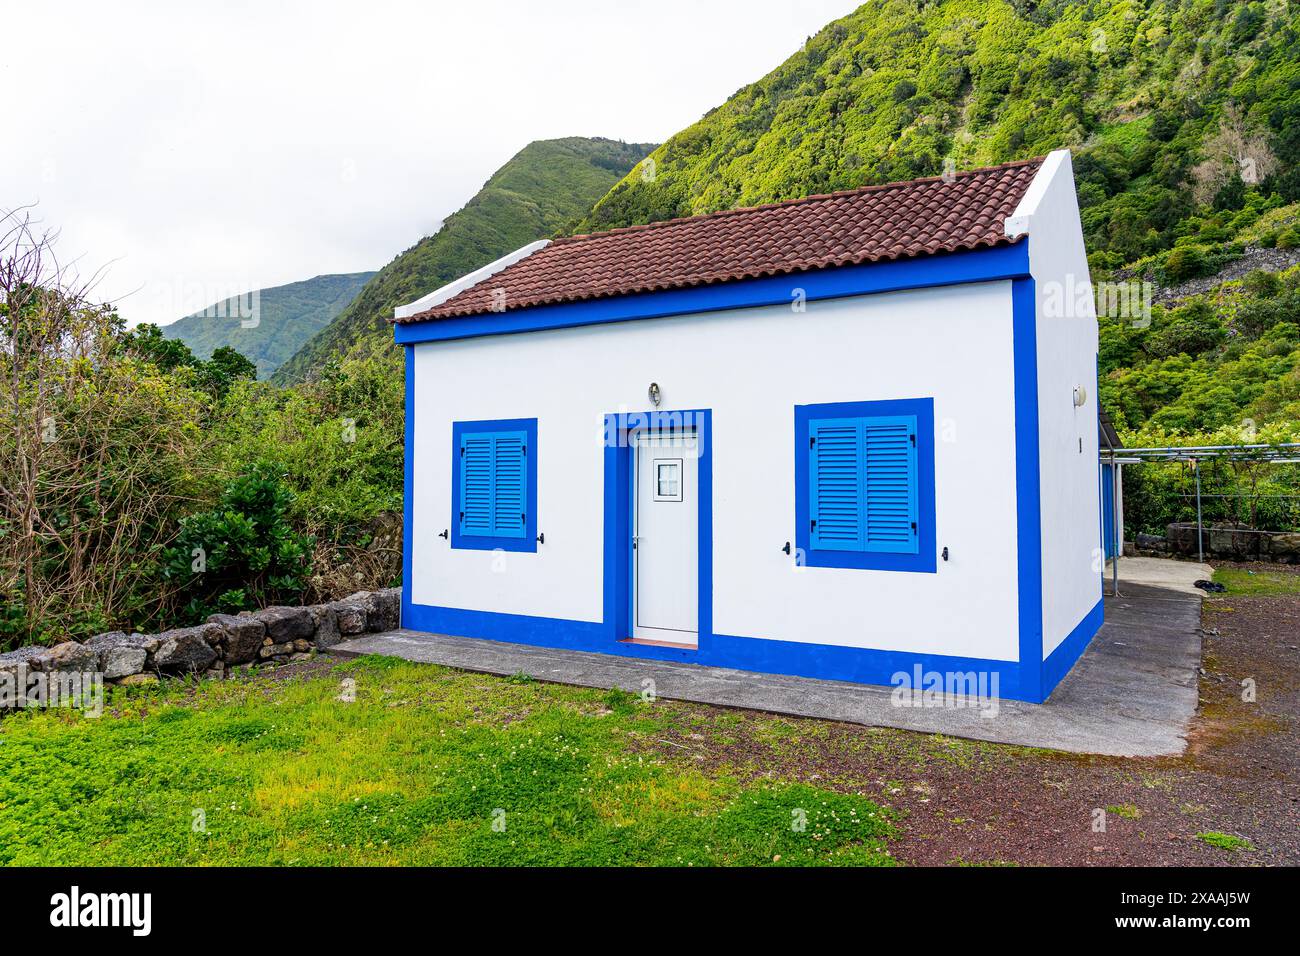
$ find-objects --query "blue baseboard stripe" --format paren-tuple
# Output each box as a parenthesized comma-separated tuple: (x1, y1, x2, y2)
(401, 599, 1042, 701)
(1040, 597, 1105, 700)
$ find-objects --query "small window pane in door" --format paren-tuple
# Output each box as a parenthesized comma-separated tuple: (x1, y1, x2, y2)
(654, 459, 683, 501)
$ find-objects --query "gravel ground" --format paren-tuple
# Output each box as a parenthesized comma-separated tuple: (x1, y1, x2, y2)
(636, 570, 1299, 866)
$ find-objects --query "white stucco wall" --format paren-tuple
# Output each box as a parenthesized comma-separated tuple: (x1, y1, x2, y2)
(410, 280, 1023, 661)
(1010, 150, 1103, 658)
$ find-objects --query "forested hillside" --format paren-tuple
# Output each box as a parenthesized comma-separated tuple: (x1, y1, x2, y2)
(577, 1, 1299, 250)
(272, 137, 654, 383)
(162, 271, 374, 379)
(575, 0, 1300, 430)
(570, 0, 1300, 532)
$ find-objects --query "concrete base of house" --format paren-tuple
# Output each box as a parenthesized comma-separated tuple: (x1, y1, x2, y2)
(328, 582, 1202, 757)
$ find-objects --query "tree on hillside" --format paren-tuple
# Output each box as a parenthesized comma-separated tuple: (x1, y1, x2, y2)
(122, 322, 257, 399)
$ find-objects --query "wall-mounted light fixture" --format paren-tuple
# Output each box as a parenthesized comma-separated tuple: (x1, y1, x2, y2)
(1073, 384, 1088, 407)
(648, 382, 662, 407)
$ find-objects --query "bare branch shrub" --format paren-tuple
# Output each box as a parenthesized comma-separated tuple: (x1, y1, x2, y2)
(1190, 103, 1280, 205)
(0, 209, 207, 646)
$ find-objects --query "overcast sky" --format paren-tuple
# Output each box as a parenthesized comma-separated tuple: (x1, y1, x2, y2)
(3, 0, 859, 327)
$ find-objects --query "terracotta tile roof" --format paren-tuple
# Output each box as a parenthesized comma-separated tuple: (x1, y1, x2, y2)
(396, 157, 1042, 323)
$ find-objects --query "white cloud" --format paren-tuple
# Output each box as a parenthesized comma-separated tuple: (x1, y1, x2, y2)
(2, 0, 859, 326)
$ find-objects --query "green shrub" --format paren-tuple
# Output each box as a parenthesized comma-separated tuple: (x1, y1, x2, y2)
(162, 462, 314, 622)
(1163, 245, 1212, 282)
(1276, 227, 1300, 250)
(1241, 269, 1281, 299)
(1145, 300, 1227, 358)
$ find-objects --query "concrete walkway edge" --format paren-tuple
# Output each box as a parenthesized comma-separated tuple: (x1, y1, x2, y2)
(328, 582, 1202, 757)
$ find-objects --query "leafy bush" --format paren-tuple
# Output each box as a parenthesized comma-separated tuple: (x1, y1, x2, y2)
(163, 463, 314, 622)
(1241, 269, 1281, 299)
(1277, 226, 1300, 250)
(1163, 245, 1212, 282)
(207, 348, 403, 539)
(1145, 301, 1227, 359)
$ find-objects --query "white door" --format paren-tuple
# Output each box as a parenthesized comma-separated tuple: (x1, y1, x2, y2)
(633, 429, 699, 645)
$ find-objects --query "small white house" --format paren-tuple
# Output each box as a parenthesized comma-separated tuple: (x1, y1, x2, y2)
(392, 150, 1103, 703)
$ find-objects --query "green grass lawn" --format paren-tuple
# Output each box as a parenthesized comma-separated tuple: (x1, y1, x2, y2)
(1210, 566, 1300, 596)
(0, 657, 896, 866)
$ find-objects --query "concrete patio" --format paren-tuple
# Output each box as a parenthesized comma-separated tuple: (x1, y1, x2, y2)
(329, 572, 1205, 757)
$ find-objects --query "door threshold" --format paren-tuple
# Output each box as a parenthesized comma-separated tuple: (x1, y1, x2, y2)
(620, 636, 698, 650)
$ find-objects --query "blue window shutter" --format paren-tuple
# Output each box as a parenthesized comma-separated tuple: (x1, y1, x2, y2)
(459, 429, 528, 539)
(490, 430, 527, 538)
(809, 418, 865, 551)
(863, 415, 919, 554)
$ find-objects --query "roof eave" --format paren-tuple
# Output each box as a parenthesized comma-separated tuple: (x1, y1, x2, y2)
(393, 240, 551, 323)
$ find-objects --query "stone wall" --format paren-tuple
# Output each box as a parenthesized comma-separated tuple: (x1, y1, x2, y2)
(1131, 523, 1300, 563)
(0, 588, 400, 687)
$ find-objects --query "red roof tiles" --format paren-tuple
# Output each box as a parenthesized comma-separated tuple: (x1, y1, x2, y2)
(396, 157, 1042, 323)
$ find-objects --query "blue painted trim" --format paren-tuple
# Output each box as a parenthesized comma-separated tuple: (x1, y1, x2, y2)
(1011, 277, 1044, 703)
(450, 417, 538, 553)
(394, 244, 1031, 345)
(1094, 350, 1107, 598)
(601, 409, 712, 646)
(1041, 598, 1104, 699)
(402, 346, 414, 627)
(794, 398, 936, 572)
(401, 601, 1032, 701)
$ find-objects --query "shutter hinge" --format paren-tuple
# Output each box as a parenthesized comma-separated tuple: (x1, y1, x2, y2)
(909, 433, 916, 446)
(459, 510, 464, 521)
(460, 445, 465, 457)
(911, 521, 917, 532)
(810, 519, 817, 532)
(809, 436, 815, 448)
(521, 513, 526, 525)
(522, 444, 527, 456)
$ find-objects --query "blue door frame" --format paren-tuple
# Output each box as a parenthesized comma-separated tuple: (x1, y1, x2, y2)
(603, 409, 713, 651)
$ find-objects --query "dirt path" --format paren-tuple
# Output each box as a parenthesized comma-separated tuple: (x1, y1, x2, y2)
(641, 570, 1299, 865)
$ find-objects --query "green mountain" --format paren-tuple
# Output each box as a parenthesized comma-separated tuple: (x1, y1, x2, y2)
(568, 0, 1300, 534)
(272, 136, 655, 383)
(163, 271, 375, 379)
(573, 1, 1300, 433)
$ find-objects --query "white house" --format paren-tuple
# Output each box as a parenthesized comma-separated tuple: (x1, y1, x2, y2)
(392, 150, 1103, 703)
